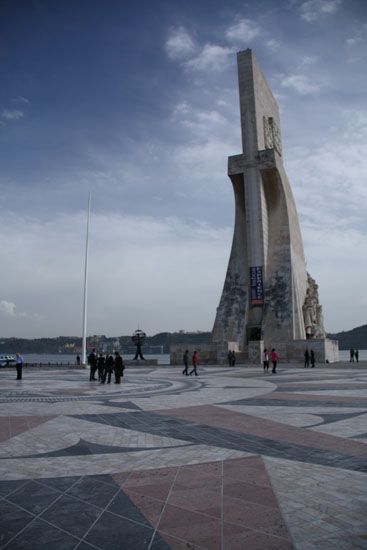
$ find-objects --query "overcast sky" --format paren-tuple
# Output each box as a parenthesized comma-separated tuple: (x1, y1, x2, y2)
(1, 0, 366, 338)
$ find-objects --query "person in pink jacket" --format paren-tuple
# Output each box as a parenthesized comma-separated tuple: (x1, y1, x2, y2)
(189, 351, 199, 376)
(271, 348, 279, 374)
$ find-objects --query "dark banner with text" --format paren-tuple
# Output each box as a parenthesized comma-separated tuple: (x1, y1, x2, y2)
(250, 266, 264, 306)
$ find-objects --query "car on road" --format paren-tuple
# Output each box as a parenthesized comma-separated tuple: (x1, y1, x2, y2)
(0, 354, 15, 366)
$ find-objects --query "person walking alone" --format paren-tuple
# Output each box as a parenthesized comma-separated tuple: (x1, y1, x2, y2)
(310, 349, 315, 368)
(182, 350, 189, 375)
(271, 348, 279, 374)
(304, 349, 310, 368)
(189, 351, 199, 376)
(15, 353, 24, 380)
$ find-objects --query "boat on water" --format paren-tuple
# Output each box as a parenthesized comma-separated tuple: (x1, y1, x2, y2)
(0, 354, 15, 366)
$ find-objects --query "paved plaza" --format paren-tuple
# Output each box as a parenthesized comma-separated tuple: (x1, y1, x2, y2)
(0, 363, 366, 549)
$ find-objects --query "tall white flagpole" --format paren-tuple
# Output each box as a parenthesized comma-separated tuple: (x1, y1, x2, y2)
(82, 192, 91, 366)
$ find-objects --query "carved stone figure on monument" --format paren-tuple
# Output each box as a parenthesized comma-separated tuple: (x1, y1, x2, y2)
(314, 305, 326, 338)
(302, 274, 325, 339)
(303, 293, 316, 338)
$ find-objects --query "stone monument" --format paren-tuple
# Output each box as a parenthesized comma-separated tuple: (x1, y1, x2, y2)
(212, 49, 338, 364)
(132, 329, 146, 360)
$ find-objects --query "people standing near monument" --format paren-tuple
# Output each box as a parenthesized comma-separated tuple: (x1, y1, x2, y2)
(310, 350, 315, 368)
(88, 349, 97, 381)
(114, 351, 124, 384)
(271, 349, 279, 374)
(103, 353, 114, 384)
(97, 353, 105, 381)
(15, 353, 24, 380)
(350, 348, 355, 362)
(227, 351, 236, 366)
(263, 349, 269, 372)
(304, 349, 310, 368)
(189, 351, 199, 376)
(182, 350, 189, 375)
(355, 349, 359, 363)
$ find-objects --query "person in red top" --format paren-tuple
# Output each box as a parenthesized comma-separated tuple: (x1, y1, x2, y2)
(271, 348, 279, 374)
(189, 351, 199, 376)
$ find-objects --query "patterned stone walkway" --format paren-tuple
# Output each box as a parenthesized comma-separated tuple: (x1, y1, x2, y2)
(0, 363, 366, 549)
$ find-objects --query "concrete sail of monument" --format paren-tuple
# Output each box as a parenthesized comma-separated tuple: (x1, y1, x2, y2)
(212, 49, 336, 362)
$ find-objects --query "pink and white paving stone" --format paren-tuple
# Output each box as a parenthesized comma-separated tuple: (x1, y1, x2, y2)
(0, 363, 366, 549)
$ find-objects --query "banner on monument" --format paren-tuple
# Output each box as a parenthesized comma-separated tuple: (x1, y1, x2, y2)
(250, 266, 264, 306)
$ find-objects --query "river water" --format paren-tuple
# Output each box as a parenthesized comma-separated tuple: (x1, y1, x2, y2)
(16, 349, 367, 365)
(21, 353, 171, 365)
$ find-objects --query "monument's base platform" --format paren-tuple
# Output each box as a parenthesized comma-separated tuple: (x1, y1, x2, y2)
(170, 343, 218, 365)
(245, 339, 339, 364)
(170, 338, 339, 365)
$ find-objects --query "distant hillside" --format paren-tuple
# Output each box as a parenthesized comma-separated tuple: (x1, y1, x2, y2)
(0, 332, 212, 354)
(328, 324, 367, 350)
(1, 326, 365, 353)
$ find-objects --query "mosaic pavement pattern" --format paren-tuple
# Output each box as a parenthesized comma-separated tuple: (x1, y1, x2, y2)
(0, 363, 366, 549)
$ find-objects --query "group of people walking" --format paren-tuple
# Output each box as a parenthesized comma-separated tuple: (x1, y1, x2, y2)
(262, 348, 279, 373)
(304, 349, 316, 368)
(350, 348, 359, 362)
(87, 349, 125, 384)
(182, 348, 280, 374)
(182, 350, 199, 376)
(264, 348, 317, 371)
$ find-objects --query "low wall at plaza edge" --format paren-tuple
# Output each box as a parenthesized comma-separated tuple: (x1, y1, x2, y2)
(281, 339, 339, 364)
(170, 343, 218, 365)
(243, 339, 339, 364)
(170, 338, 339, 366)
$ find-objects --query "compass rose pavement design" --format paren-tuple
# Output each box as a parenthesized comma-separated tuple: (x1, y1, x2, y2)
(0, 364, 366, 549)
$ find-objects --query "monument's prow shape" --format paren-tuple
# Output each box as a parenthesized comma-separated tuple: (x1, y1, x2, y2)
(212, 49, 337, 363)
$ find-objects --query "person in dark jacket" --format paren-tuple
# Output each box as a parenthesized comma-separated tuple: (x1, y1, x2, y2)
(88, 349, 97, 381)
(182, 350, 189, 375)
(310, 349, 315, 368)
(304, 349, 310, 368)
(15, 353, 24, 380)
(114, 351, 124, 384)
(97, 354, 105, 381)
(103, 353, 114, 384)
